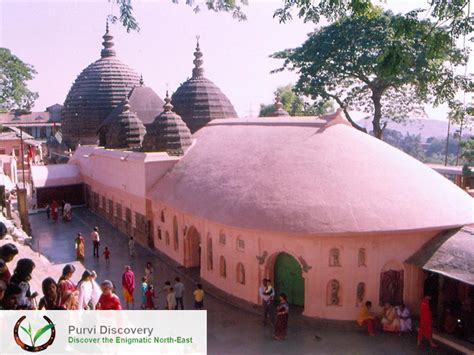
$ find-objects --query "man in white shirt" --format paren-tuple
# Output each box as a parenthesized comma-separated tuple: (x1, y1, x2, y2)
(259, 278, 275, 326)
(91, 226, 100, 258)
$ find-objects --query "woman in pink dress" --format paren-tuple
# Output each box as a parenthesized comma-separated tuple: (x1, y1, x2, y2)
(122, 265, 135, 309)
(57, 264, 77, 309)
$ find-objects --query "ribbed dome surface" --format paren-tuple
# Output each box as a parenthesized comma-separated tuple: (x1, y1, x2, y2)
(105, 99, 146, 150)
(171, 41, 237, 133)
(62, 25, 140, 147)
(143, 94, 192, 155)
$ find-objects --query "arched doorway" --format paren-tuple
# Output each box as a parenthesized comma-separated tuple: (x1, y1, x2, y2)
(274, 252, 304, 307)
(185, 226, 201, 268)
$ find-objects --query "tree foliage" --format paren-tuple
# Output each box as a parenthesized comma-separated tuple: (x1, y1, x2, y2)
(0, 48, 38, 112)
(259, 84, 332, 116)
(271, 11, 469, 138)
(110, 0, 248, 32)
(461, 136, 474, 164)
(114, 1, 473, 39)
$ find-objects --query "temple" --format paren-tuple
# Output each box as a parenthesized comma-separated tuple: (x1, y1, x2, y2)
(33, 25, 474, 321)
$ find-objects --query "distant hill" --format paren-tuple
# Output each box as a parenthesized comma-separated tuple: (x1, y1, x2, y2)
(357, 118, 473, 140)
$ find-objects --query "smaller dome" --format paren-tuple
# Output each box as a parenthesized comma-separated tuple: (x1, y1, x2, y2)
(269, 93, 290, 117)
(142, 92, 192, 155)
(172, 39, 237, 133)
(105, 98, 146, 149)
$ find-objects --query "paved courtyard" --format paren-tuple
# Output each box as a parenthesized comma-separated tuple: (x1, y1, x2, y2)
(29, 208, 459, 355)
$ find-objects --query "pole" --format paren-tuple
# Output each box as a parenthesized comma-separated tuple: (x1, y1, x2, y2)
(444, 118, 451, 166)
(19, 127, 26, 188)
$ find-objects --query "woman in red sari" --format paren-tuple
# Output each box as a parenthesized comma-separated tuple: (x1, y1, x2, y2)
(96, 280, 122, 310)
(57, 264, 77, 309)
(417, 295, 437, 348)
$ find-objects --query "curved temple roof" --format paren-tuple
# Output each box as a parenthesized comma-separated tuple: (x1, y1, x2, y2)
(150, 112, 474, 235)
(171, 39, 237, 133)
(62, 22, 141, 147)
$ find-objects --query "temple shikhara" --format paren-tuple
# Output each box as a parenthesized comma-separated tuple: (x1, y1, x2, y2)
(24, 24, 473, 324)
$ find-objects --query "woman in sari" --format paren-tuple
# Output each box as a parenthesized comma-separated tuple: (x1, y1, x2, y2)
(57, 264, 77, 309)
(381, 303, 401, 332)
(273, 293, 289, 341)
(357, 301, 375, 336)
(75, 233, 85, 260)
(417, 295, 437, 348)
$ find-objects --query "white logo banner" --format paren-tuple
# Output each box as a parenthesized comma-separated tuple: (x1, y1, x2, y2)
(0, 310, 207, 354)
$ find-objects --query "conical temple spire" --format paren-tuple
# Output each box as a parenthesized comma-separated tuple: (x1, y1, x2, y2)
(192, 36, 204, 78)
(101, 20, 116, 58)
(163, 91, 173, 112)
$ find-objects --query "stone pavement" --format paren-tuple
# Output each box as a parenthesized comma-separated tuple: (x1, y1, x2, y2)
(29, 208, 459, 355)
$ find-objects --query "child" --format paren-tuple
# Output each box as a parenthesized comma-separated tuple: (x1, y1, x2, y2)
(193, 283, 204, 310)
(166, 287, 176, 310)
(103, 247, 110, 266)
(96, 280, 122, 310)
(141, 277, 148, 309)
(145, 284, 156, 310)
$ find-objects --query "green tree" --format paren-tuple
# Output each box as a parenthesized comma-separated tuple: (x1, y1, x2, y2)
(259, 84, 332, 116)
(461, 136, 474, 164)
(271, 11, 468, 139)
(0, 48, 38, 112)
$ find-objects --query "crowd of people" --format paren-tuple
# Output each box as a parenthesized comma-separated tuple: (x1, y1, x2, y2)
(45, 200, 72, 223)
(357, 296, 438, 349)
(0, 237, 205, 312)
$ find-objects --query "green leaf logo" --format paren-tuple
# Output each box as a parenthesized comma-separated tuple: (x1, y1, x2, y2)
(16, 317, 56, 349)
(33, 324, 55, 345)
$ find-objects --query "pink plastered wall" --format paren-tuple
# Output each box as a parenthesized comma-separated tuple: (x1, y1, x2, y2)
(150, 200, 437, 321)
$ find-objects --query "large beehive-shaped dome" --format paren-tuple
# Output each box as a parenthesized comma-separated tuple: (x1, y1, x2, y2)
(62, 23, 140, 147)
(171, 40, 237, 134)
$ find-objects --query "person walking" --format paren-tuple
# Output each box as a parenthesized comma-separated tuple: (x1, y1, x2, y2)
(259, 278, 275, 326)
(193, 283, 204, 310)
(166, 287, 176, 310)
(91, 227, 100, 258)
(273, 293, 290, 341)
(128, 236, 135, 257)
(51, 200, 59, 223)
(75, 233, 85, 260)
(417, 295, 438, 348)
(174, 277, 185, 310)
(45, 203, 50, 220)
(122, 265, 135, 309)
(103, 247, 110, 266)
(140, 277, 148, 309)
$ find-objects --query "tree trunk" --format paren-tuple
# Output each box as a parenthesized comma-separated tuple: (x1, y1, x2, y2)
(372, 92, 383, 139)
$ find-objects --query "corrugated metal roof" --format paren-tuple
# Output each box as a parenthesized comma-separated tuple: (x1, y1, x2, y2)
(405, 228, 474, 285)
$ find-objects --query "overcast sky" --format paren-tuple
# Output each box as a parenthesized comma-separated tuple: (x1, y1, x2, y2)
(0, 0, 471, 119)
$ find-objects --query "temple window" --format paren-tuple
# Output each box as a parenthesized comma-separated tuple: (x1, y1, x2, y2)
(207, 236, 213, 271)
(219, 231, 226, 245)
(101, 196, 106, 209)
(160, 210, 165, 223)
(125, 208, 132, 223)
(236, 237, 245, 252)
(165, 231, 170, 246)
(173, 216, 179, 251)
(108, 199, 113, 214)
(329, 248, 341, 267)
(326, 279, 341, 306)
(220, 256, 227, 278)
(358, 248, 367, 267)
(115, 203, 122, 219)
(157, 227, 162, 240)
(236, 263, 245, 285)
